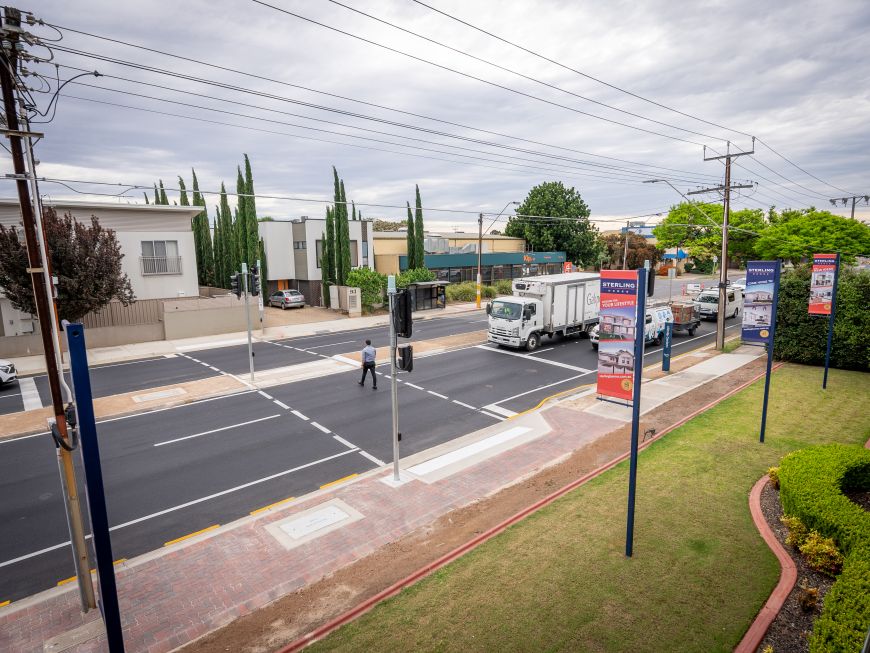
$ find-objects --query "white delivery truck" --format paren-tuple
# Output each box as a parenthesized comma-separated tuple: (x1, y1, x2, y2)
(487, 272, 600, 351)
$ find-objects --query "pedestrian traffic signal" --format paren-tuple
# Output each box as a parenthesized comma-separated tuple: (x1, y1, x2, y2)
(230, 272, 241, 299)
(250, 265, 261, 296)
(393, 289, 413, 338)
(397, 343, 413, 372)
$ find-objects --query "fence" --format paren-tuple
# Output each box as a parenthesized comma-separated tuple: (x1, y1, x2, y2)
(80, 299, 163, 329)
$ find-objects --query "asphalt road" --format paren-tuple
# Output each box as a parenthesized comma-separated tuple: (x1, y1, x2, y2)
(0, 311, 739, 602)
(0, 380, 22, 416)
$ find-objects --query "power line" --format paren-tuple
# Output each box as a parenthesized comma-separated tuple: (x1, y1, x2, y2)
(249, 0, 710, 146)
(757, 138, 861, 197)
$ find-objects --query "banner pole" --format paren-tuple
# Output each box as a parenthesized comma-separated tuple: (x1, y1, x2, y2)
(822, 253, 840, 390)
(625, 267, 647, 558)
(759, 262, 781, 444)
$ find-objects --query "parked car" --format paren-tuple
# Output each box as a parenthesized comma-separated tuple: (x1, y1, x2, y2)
(694, 288, 743, 320)
(0, 359, 17, 386)
(268, 289, 306, 309)
(590, 305, 674, 350)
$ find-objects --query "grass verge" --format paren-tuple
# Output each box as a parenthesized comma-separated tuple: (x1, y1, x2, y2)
(308, 365, 870, 653)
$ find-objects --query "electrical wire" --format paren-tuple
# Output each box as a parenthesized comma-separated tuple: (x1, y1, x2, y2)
(757, 138, 862, 197)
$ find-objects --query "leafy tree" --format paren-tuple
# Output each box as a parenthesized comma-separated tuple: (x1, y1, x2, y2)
(754, 209, 870, 264)
(504, 181, 600, 265)
(414, 184, 426, 268)
(397, 267, 435, 287)
(339, 179, 351, 283)
(600, 232, 661, 269)
(0, 208, 135, 322)
(405, 201, 416, 269)
(374, 218, 407, 231)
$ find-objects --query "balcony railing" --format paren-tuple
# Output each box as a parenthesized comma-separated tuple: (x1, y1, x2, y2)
(140, 256, 183, 275)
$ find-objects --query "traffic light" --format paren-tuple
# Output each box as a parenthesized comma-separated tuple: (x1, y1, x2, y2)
(230, 272, 241, 299)
(393, 289, 413, 338)
(250, 264, 261, 296)
(397, 343, 413, 372)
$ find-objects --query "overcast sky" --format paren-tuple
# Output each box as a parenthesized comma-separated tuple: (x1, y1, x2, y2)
(6, 0, 869, 232)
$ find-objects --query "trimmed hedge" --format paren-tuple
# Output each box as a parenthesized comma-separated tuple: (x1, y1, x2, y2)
(445, 282, 497, 302)
(773, 266, 870, 371)
(778, 444, 870, 652)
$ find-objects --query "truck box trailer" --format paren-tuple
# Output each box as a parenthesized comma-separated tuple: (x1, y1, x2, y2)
(487, 272, 600, 351)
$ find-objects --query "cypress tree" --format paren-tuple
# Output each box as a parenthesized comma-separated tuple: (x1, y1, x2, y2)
(219, 183, 235, 287)
(406, 201, 416, 269)
(213, 212, 223, 289)
(158, 179, 168, 205)
(339, 180, 351, 281)
(143, 192, 150, 204)
(324, 206, 336, 285)
(332, 167, 345, 285)
(235, 166, 248, 267)
(153, 184, 160, 205)
(244, 154, 259, 268)
(178, 177, 189, 206)
(320, 230, 331, 308)
(258, 237, 267, 285)
(414, 184, 425, 269)
(191, 170, 214, 286)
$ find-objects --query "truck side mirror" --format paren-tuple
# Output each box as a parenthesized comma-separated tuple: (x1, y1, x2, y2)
(523, 307, 532, 320)
(486, 303, 492, 315)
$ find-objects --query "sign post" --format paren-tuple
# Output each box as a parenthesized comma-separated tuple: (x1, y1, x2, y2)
(388, 275, 400, 482)
(662, 321, 673, 373)
(741, 261, 781, 443)
(808, 253, 840, 389)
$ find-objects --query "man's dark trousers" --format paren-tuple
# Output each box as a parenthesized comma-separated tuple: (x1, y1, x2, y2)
(360, 361, 377, 388)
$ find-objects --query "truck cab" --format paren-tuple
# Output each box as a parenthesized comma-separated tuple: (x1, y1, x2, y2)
(487, 296, 544, 350)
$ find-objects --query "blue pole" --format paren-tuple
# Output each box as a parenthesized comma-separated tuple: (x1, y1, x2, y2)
(626, 267, 647, 558)
(662, 321, 673, 372)
(822, 253, 840, 390)
(759, 262, 781, 444)
(64, 322, 126, 652)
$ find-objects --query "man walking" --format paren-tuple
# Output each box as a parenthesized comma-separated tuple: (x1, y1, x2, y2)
(359, 339, 377, 389)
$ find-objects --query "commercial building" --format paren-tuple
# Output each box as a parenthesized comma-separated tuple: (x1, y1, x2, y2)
(259, 216, 375, 306)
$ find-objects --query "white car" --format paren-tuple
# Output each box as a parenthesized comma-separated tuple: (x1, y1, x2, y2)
(590, 306, 674, 350)
(694, 288, 743, 320)
(731, 277, 747, 292)
(0, 359, 17, 386)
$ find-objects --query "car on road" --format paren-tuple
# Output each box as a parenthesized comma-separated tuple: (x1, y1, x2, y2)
(694, 288, 743, 320)
(268, 289, 306, 309)
(590, 306, 674, 349)
(731, 277, 747, 291)
(0, 359, 17, 386)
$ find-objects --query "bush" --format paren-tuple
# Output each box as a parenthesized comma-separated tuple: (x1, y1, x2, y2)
(773, 266, 870, 371)
(494, 279, 513, 295)
(778, 444, 870, 652)
(781, 514, 808, 548)
(798, 579, 819, 612)
(445, 282, 496, 302)
(767, 466, 780, 489)
(397, 267, 435, 287)
(345, 267, 386, 311)
(799, 532, 844, 576)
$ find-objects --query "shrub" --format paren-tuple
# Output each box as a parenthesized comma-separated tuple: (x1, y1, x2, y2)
(773, 266, 870, 371)
(345, 267, 386, 311)
(494, 279, 513, 295)
(767, 466, 780, 489)
(445, 282, 496, 302)
(797, 579, 819, 612)
(396, 267, 435, 287)
(781, 514, 808, 548)
(778, 444, 870, 652)
(799, 532, 844, 576)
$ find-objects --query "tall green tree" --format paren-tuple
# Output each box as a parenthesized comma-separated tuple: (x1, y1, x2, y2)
(244, 154, 259, 268)
(339, 179, 351, 282)
(235, 166, 248, 268)
(219, 183, 235, 288)
(406, 201, 416, 269)
(143, 192, 150, 205)
(153, 184, 160, 205)
(191, 169, 214, 286)
(258, 237, 268, 285)
(213, 213, 223, 289)
(504, 181, 601, 265)
(324, 206, 337, 286)
(178, 177, 189, 207)
(158, 179, 169, 205)
(653, 202, 765, 264)
(332, 167, 346, 285)
(754, 209, 870, 264)
(414, 184, 425, 268)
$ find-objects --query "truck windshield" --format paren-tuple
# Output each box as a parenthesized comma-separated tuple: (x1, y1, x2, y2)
(698, 294, 719, 303)
(490, 300, 522, 320)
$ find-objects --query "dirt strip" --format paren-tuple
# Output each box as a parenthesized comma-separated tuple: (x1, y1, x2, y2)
(181, 356, 767, 653)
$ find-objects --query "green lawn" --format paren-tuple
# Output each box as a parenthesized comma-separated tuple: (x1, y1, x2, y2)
(307, 366, 870, 653)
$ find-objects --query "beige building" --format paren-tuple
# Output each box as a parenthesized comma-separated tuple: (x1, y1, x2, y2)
(373, 230, 525, 275)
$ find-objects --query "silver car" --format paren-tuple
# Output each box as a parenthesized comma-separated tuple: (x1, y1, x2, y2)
(269, 289, 306, 309)
(0, 359, 17, 386)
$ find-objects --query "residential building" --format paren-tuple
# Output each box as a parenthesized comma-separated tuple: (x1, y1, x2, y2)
(259, 216, 374, 306)
(0, 198, 202, 338)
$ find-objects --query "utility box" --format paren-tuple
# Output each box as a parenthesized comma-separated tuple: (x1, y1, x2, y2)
(346, 287, 361, 316)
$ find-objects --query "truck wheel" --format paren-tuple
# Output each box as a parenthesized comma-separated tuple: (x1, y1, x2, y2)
(732, 307, 740, 318)
(688, 327, 696, 336)
(654, 335, 662, 346)
(525, 333, 540, 352)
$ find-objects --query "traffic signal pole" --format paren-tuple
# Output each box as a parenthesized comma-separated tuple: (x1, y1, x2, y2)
(241, 263, 255, 387)
(388, 276, 400, 482)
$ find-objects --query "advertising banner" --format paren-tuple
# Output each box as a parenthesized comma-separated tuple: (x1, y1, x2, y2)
(808, 253, 837, 315)
(597, 270, 638, 401)
(741, 261, 778, 344)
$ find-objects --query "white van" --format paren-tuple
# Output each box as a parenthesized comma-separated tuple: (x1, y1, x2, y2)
(694, 288, 743, 320)
(590, 305, 673, 349)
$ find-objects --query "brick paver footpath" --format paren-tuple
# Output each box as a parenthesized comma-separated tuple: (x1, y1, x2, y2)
(0, 349, 759, 653)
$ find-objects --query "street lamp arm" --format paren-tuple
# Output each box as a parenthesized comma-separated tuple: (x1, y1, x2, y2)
(484, 200, 520, 235)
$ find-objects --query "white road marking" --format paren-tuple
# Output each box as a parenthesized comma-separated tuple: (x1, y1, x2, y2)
(208, 366, 220, 371)
(303, 340, 354, 350)
(474, 345, 593, 372)
(525, 347, 555, 356)
(0, 392, 22, 399)
(258, 391, 273, 400)
(311, 421, 331, 434)
(18, 377, 42, 411)
(489, 373, 591, 407)
(154, 415, 280, 447)
(274, 400, 290, 410)
(482, 404, 518, 418)
(291, 409, 309, 420)
(427, 390, 449, 399)
(331, 434, 357, 450)
(0, 448, 359, 569)
(452, 400, 477, 410)
(405, 383, 424, 390)
(407, 426, 531, 476)
(358, 450, 387, 466)
(480, 410, 507, 420)
(163, 354, 177, 359)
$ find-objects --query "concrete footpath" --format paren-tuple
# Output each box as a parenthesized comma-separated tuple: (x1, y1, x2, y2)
(8, 303, 482, 376)
(0, 344, 762, 653)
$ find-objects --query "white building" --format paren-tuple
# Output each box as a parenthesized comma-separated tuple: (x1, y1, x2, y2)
(259, 216, 375, 306)
(0, 199, 202, 337)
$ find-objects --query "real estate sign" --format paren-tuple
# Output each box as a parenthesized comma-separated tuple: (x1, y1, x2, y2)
(597, 270, 638, 401)
(808, 253, 837, 315)
(741, 261, 778, 344)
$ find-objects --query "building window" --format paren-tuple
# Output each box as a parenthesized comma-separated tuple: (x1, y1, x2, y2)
(350, 240, 359, 267)
(293, 241, 307, 250)
(315, 240, 323, 268)
(140, 240, 181, 275)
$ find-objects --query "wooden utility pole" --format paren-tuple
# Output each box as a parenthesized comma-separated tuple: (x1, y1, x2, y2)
(0, 6, 95, 610)
(692, 138, 755, 350)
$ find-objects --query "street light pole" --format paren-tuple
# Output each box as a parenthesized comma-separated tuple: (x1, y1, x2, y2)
(388, 276, 400, 481)
(476, 213, 483, 308)
(241, 262, 255, 387)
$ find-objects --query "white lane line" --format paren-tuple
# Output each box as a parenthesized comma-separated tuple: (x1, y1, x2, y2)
(274, 400, 290, 410)
(258, 390, 274, 400)
(208, 366, 220, 371)
(154, 415, 281, 447)
(0, 448, 359, 569)
(427, 390, 449, 399)
(405, 383, 424, 390)
(480, 410, 507, 421)
(303, 340, 354, 350)
(474, 345, 593, 372)
(189, 358, 202, 363)
(525, 347, 555, 356)
(0, 392, 22, 399)
(332, 434, 357, 450)
(452, 400, 477, 410)
(489, 373, 591, 407)
(291, 409, 309, 421)
(311, 421, 331, 434)
(18, 377, 42, 411)
(483, 404, 518, 418)
(199, 361, 210, 367)
(358, 449, 387, 466)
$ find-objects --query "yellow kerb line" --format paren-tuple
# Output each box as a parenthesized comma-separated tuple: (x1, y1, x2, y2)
(0, 600, 9, 607)
(250, 496, 296, 515)
(57, 575, 77, 586)
(320, 473, 358, 490)
(57, 559, 127, 586)
(163, 524, 220, 547)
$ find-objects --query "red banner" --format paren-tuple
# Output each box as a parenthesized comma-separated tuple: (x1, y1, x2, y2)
(597, 270, 638, 401)
(808, 253, 837, 315)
